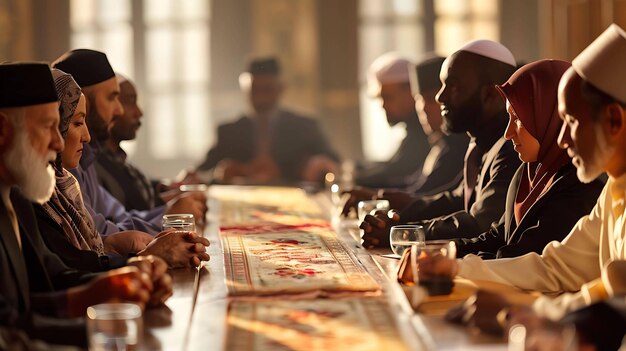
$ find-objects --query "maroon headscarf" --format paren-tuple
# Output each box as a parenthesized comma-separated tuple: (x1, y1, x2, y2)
(496, 59, 572, 224)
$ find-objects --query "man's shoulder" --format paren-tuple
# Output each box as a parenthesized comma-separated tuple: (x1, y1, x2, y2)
(217, 115, 253, 133)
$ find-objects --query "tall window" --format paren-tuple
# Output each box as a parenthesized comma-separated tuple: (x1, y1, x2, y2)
(357, 0, 498, 161)
(70, 0, 211, 178)
(358, 0, 425, 161)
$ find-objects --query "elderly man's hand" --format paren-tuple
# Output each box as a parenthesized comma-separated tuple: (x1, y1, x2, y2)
(360, 210, 400, 248)
(139, 230, 210, 268)
(166, 192, 208, 225)
(341, 187, 377, 216)
(66, 267, 153, 317)
(127, 255, 173, 307)
(103, 230, 154, 256)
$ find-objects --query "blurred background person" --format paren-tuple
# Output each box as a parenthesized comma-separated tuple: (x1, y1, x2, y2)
(194, 57, 340, 185)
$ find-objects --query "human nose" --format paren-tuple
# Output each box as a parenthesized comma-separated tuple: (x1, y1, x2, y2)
(557, 121, 570, 149)
(51, 128, 64, 153)
(504, 117, 516, 140)
(435, 85, 446, 105)
(82, 124, 91, 144)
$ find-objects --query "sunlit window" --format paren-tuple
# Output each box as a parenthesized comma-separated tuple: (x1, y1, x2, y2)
(434, 0, 499, 55)
(70, 0, 212, 177)
(358, 0, 424, 162)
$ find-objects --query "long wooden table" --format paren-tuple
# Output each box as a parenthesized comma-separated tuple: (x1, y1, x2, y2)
(143, 186, 523, 350)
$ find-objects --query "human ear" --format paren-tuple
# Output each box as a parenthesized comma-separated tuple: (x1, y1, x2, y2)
(605, 103, 625, 136)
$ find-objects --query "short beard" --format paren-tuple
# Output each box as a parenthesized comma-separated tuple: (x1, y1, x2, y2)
(4, 129, 56, 204)
(441, 89, 482, 135)
(86, 95, 110, 142)
(576, 123, 613, 183)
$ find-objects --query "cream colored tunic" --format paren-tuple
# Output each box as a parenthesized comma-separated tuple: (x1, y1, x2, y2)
(458, 173, 626, 318)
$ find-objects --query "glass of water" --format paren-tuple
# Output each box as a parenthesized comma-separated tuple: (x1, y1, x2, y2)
(87, 303, 142, 351)
(162, 213, 196, 233)
(389, 225, 425, 256)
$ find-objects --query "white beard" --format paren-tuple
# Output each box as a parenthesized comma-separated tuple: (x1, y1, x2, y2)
(3, 129, 56, 204)
(576, 123, 613, 183)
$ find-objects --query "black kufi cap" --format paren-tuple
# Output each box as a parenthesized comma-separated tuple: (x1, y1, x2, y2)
(52, 49, 115, 87)
(245, 57, 280, 75)
(0, 62, 58, 108)
(410, 54, 445, 94)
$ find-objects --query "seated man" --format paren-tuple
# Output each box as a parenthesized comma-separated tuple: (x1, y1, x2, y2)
(0, 62, 170, 347)
(361, 40, 521, 247)
(354, 53, 431, 188)
(195, 57, 340, 185)
(52, 49, 207, 236)
(343, 55, 469, 213)
(418, 23, 626, 328)
(96, 74, 164, 211)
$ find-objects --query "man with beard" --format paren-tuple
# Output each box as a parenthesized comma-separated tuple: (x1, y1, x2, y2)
(52, 49, 207, 236)
(95, 74, 160, 211)
(354, 53, 430, 188)
(0, 62, 171, 347)
(361, 40, 520, 247)
(419, 25, 626, 350)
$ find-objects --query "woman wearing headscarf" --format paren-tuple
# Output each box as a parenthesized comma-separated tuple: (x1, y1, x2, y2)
(455, 59, 604, 259)
(35, 69, 210, 271)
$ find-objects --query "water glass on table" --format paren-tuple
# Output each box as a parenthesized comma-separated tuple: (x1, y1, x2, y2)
(389, 225, 425, 257)
(87, 303, 142, 351)
(411, 240, 457, 296)
(162, 213, 196, 233)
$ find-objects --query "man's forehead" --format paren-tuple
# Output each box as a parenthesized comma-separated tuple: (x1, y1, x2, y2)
(441, 52, 475, 80)
(24, 102, 60, 122)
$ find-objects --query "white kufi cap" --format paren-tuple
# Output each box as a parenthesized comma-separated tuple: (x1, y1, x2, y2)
(367, 52, 413, 96)
(572, 23, 626, 104)
(457, 39, 516, 67)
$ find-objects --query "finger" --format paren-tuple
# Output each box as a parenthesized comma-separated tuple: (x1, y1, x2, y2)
(196, 252, 210, 262)
(190, 256, 201, 267)
(388, 210, 400, 221)
(359, 221, 371, 233)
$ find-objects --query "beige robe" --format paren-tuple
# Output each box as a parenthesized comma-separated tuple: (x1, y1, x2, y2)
(458, 173, 626, 318)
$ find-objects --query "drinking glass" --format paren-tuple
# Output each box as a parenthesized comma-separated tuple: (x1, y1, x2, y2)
(411, 240, 457, 295)
(87, 303, 142, 351)
(389, 225, 425, 257)
(179, 184, 208, 193)
(162, 213, 196, 233)
(357, 199, 390, 223)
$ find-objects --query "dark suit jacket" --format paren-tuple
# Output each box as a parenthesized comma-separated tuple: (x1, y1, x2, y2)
(355, 118, 430, 188)
(405, 132, 469, 196)
(400, 118, 522, 240)
(455, 162, 604, 259)
(197, 109, 339, 182)
(0, 188, 91, 346)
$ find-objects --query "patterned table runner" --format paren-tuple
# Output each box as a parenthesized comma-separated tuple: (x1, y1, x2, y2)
(226, 298, 409, 351)
(222, 229, 380, 297)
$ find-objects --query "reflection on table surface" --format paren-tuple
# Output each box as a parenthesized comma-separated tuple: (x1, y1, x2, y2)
(144, 186, 526, 351)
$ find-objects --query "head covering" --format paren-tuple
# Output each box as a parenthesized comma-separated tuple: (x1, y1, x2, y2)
(245, 57, 280, 75)
(0, 63, 58, 108)
(457, 39, 516, 67)
(52, 49, 115, 87)
(115, 72, 128, 85)
(42, 69, 105, 257)
(368, 52, 413, 96)
(410, 54, 445, 94)
(51, 69, 81, 139)
(572, 23, 626, 104)
(496, 59, 572, 224)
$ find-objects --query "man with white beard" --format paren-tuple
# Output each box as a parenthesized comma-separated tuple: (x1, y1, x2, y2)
(0, 62, 171, 348)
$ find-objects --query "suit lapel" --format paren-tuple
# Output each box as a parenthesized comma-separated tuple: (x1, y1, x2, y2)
(476, 138, 507, 196)
(0, 197, 30, 306)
